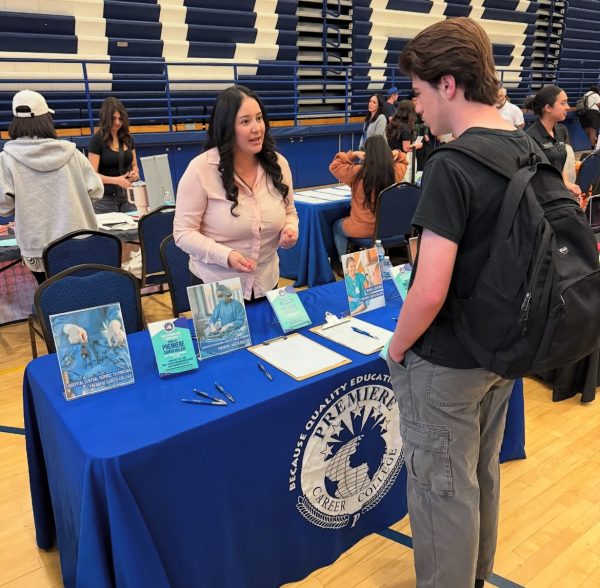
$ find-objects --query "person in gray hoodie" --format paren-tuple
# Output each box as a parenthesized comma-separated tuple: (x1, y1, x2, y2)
(0, 90, 103, 283)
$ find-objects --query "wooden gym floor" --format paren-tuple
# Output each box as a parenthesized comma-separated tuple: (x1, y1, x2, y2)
(1, 290, 599, 587)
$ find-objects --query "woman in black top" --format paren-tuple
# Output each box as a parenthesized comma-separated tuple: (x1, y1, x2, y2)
(88, 97, 139, 213)
(525, 85, 581, 198)
(386, 100, 423, 153)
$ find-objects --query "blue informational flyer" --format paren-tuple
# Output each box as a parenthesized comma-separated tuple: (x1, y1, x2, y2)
(187, 277, 252, 360)
(50, 303, 135, 400)
(390, 263, 413, 301)
(148, 317, 198, 377)
(341, 248, 385, 316)
(266, 285, 311, 332)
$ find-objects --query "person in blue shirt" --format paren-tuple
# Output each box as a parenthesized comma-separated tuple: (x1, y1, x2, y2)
(344, 256, 367, 315)
(208, 284, 246, 334)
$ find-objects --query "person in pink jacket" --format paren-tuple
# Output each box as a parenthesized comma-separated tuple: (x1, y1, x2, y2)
(174, 86, 299, 301)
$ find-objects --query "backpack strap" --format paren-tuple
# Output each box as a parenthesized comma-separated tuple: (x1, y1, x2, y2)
(438, 135, 551, 241)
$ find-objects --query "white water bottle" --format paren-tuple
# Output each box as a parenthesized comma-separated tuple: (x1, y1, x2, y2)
(375, 239, 385, 264)
(381, 256, 393, 280)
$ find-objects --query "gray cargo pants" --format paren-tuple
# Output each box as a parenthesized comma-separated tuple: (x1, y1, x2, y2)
(386, 350, 513, 587)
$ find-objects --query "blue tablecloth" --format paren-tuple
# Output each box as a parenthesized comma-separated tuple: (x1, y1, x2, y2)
(279, 198, 350, 287)
(24, 281, 524, 588)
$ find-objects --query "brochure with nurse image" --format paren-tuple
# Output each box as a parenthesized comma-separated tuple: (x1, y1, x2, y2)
(50, 303, 135, 400)
(187, 277, 252, 359)
(341, 248, 385, 316)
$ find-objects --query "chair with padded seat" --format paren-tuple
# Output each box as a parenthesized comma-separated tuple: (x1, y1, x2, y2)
(576, 151, 600, 198)
(29, 230, 124, 358)
(137, 205, 176, 288)
(159, 234, 196, 316)
(347, 182, 421, 257)
(34, 264, 144, 355)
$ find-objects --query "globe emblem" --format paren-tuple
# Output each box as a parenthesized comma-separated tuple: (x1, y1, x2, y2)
(325, 435, 372, 498)
(295, 381, 403, 528)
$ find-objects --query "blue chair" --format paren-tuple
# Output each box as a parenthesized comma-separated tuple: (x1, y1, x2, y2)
(42, 230, 122, 278)
(29, 230, 124, 358)
(576, 151, 600, 197)
(347, 182, 421, 255)
(137, 205, 176, 288)
(34, 264, 144, 354)
(159, 234, 195, 316)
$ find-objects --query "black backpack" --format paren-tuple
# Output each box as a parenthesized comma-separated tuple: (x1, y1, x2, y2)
(440, 135, 600, 379)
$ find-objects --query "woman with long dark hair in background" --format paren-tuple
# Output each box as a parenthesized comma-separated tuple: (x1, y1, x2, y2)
(358, 94, 387, 150)
(329, 135, 407, 260)
(525, 85, 582, 198)
(88, 97, 139, 213)
(174, 85, 298, 301)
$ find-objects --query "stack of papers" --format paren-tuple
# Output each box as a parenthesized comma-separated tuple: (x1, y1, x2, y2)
(96, 213, 138, 231)
(294, 184, 352, 204)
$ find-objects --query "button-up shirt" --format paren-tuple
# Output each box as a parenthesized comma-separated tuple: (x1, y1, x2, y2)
(526, 119, 568, 172)
(174, 147, 298, 300)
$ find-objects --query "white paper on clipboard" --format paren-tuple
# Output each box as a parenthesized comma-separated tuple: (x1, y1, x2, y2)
(311, 318, 394, 355)
(247, 333, 350, 380)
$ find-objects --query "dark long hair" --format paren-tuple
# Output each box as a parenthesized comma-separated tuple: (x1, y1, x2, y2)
(353, 135, 396, 213)
(524, 85, 563, 117)
(204, 85, 289, 215)
(386, 100, 416, 144)
(97, 97, 133, 149)
(363, 94, 385, 124)
(9, 112, 57, 139)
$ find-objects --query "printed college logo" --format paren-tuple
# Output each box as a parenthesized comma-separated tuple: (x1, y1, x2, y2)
(289, 373, 403, 529)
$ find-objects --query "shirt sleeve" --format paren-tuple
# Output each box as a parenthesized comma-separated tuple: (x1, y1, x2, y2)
(277, 154, 299, 233)
(411, 154, 470, 244)
(392, 152, 408, 182)
(76, 149, 104, 201)
(329, 151, 360, 185)
(0, 155, 15, 215)
(88, 133, 103, 156)
(372, 115, 387, 137)
(173, 157, 233, 268)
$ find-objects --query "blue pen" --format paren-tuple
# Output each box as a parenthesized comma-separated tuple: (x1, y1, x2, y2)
(257, 362, 273, 381)
(215, 382, 235, 403)
(351, 326, 379, 340)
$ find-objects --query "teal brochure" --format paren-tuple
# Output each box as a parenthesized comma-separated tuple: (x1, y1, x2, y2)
(50, 302, 135, 400)
(390, 263, 413, 301)
(148, 317, 198, 377)
(266, 286, 311, 332)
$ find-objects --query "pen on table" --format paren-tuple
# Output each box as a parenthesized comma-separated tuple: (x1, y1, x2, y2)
(350, 326, 379, 339)
(193, 389, 227, 406)
(181, 398, 226, 406)
(215, 382, 235, 403)
(257, 362, 273, 381)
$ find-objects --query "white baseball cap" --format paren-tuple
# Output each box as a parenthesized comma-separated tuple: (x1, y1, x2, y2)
(12, 89, 55, 118)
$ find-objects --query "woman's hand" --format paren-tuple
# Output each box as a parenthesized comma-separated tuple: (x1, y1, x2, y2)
(279, 227, 298, 249)
(115, 174, 133, 190)
(126, 169, 139, 182)
(227, 250, 256, 273)
(352, 151, 365, 161)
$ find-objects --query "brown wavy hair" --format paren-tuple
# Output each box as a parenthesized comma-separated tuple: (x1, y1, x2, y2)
(97, 97, 133, 149)
(398, 17, 499, 105)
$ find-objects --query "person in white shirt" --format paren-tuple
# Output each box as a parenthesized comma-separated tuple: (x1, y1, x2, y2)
(578, 85, 600, 150)
(495, 88, 525, 129)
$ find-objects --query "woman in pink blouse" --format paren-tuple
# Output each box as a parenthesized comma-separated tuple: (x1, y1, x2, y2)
(174, 86, 299, 301)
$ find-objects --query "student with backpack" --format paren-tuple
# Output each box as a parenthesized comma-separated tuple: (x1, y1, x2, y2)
(576, 85, 600, 150)
(387, 17, 599, 588)
(525, 85, 582, 199)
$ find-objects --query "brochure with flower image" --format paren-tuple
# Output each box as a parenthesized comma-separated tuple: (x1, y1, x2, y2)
(266, 285, 311, 332)
(340, 248, 385, 316)
(50, 303, 134, 400)
(187, 277, 252, 359)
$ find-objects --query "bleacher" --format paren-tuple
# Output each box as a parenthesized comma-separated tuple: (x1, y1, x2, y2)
(0, 1, 597, 134)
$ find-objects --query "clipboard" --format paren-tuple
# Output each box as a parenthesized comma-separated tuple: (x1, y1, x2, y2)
(310, 318, 394, 355)
(247, 333, 351, 381)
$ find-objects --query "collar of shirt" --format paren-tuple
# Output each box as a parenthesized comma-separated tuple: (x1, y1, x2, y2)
(206, 147, 265, 195)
